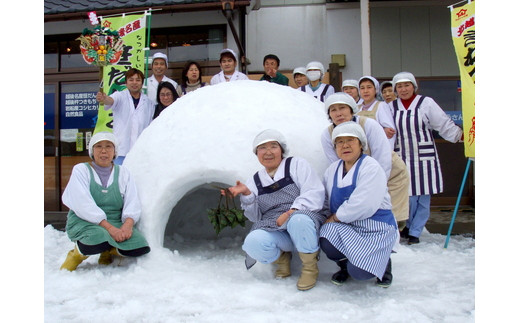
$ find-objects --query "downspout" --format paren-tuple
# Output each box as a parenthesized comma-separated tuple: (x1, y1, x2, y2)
(222, 0, 247, 74)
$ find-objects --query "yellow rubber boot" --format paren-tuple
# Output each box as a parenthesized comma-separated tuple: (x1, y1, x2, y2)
(60, 246, 89, 271)
(98, 248, 120, 265)
(273, 251, 292, 278)
(297, 251, 320, 291)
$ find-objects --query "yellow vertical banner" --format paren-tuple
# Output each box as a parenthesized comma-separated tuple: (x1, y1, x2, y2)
(94, 13, 148, 134)
(450, 1, 475, 158)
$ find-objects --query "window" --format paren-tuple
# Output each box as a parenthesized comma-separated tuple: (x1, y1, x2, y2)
(60, 83, 99, 157)
(150, 25, 226, 62)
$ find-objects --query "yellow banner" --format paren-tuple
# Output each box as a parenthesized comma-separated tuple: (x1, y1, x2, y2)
(94, 13, 148, 134)
(451, 1, 475, 158)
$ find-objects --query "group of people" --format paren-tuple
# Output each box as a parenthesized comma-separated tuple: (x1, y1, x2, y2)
(93, 49, 338, 165)
(225, 70, 462, 291)
(60, 49, 463, 293)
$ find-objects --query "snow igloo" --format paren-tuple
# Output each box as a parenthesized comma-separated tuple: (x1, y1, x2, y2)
(124, 80, 331, 250)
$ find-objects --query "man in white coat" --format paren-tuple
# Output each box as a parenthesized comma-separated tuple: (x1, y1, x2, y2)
(146, 52, 179, 105)
(96, 68, 154, 165)
(210, 48, 249, 85)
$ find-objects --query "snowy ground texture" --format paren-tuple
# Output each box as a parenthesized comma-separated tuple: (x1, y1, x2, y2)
(44, 225, 475, 323)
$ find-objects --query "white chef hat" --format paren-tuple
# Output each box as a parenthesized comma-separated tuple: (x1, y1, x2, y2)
(306, 61, 325, 75)
(342, 79, 359, 90)
(324, 92, 359, 115)
(88, 131, 118, 159)
(358, 75, 380, 93)
(220, 48, 238, 62)
(293, 66, 307, 76)
(331, 121, 368, 151)
(392, 71, 418, 92)
(151, 52, 168, 68)
(252, 129, 289, 156)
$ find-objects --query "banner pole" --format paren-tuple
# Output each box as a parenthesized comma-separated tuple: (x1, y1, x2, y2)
(143, 9, 152, 95)
(444, 158, 473, 248)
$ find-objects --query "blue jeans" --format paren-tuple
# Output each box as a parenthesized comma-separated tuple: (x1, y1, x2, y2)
(407, 195, 431, 238)
(242, 213, 319, 264)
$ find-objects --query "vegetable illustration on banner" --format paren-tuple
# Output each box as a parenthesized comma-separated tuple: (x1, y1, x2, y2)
(79, 11, 149, 134)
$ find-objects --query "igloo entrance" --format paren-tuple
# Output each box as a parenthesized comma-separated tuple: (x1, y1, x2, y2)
(163, 183, 252, 246)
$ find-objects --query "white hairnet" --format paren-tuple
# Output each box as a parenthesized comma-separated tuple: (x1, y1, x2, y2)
(392, 71, 417, 92)
(88, 132, 118, 159)
(324, 92, 359, 115)
(151, 52, 168, 68)
(331, 121, 368, 151)
(252, 129, 289, 156)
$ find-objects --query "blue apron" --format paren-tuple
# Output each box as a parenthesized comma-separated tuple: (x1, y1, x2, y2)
(320, 155, 397, 279)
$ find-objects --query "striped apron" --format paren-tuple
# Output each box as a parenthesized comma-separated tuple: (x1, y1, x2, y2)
(328, 117, 409, 222)
(393, 96, 443, 196)
(320, 155, 397, 279)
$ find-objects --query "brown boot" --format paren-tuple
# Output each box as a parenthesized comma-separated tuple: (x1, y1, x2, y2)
(60, 246, 89, 271)
(273, 251, 292, 278)
(297, 251, 319, 291)
(98, 247, 120, 265)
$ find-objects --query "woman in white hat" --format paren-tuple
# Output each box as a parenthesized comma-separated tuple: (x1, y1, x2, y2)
(210, 48, 249, 85)
(292, 66, 308, 88)
(299, 61, 334, 102)
(320, 122, 398, 288)
(357, 76, 397, 141)
(341, 79, 362, 104)
(321, 92, 410, 236)
(390, 71, 463, 244)
(226, 129, 326, 291)
(60, 132, 150, 271)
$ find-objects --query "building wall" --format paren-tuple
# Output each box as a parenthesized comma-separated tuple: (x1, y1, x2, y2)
(246, 5, 364, 78)
(246, 1, 458, 79)
(370, 5, 458, 78)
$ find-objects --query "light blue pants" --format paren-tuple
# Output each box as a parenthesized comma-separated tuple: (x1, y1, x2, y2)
(242, 213, 319, 264)
(407, 195, 431, 238)
(114, 156, 125, 165)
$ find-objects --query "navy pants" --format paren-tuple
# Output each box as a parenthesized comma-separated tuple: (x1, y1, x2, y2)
(77, 241, 150, 257)
(320, 237, 375, 281)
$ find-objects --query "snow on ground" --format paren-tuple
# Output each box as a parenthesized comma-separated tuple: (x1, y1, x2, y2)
(44, 225, 475, 323)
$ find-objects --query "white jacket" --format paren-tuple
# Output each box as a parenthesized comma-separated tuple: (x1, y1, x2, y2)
(104, 89, 154, 156)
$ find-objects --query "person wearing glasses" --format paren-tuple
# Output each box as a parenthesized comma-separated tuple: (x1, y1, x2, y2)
(153, 81, 180, 119)
(320, 122, 397, 288)
(226, 129, 326, 291)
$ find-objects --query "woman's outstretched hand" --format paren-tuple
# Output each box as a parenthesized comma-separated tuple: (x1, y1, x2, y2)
(223, 180, 251, 197)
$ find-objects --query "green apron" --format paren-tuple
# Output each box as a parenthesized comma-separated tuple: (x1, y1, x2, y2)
(66, 163, 149, 251)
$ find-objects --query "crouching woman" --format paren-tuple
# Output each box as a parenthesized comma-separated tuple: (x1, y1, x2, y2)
(60, 132, 150, 271)
(320, 122, 398, 287)
(226, 129, 326, 291)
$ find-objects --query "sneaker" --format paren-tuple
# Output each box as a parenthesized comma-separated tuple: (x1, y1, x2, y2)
(331, 269, 349, 286)
(408, 236, 420, 245)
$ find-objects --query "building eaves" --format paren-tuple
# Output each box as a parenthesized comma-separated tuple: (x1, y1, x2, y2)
(45, 0, 251, 22)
